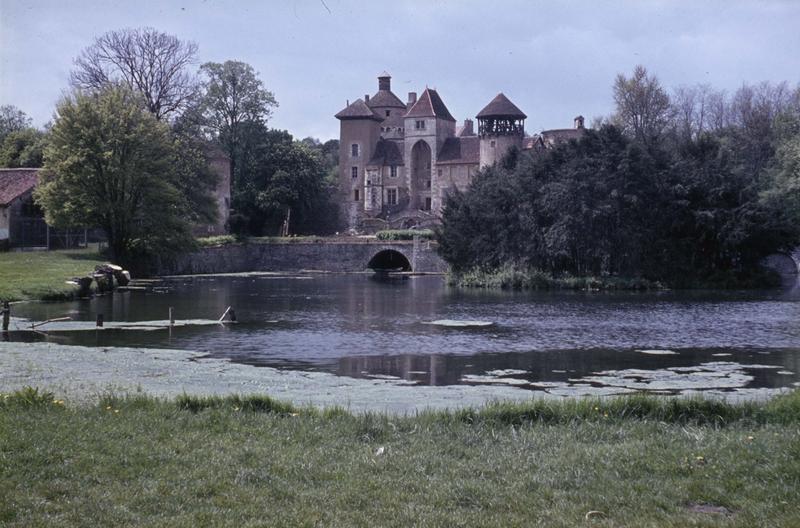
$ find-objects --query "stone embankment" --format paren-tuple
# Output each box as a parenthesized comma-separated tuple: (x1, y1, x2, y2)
(159, 237, 447, 275)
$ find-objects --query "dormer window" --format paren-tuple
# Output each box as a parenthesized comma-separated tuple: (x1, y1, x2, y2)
(415, 120, 425, 130)
(351, 144, 359, 157)
(385, 110, 390, 117)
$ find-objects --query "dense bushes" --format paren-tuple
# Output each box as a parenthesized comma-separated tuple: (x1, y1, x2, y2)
(375, 229, 435, 241)
(438, 125, 800, 287)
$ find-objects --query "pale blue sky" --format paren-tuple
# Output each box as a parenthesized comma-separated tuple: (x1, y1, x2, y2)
(1, 0, 799, 140)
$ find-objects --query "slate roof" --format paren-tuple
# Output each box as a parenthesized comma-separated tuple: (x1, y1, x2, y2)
(476, 93, 527, 119)
(367, 90, 406, 109)
(404, 88, 456, 122)
(368, 139, 405, 166)
(335, 98, 383, 121)
(436, 137, 480, 165)
(0, 168, 38, 206)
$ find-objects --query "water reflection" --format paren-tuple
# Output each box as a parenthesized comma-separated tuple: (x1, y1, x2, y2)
(7, 273, 800, 394)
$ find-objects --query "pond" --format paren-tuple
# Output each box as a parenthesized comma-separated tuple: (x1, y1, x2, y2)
(8, 273, 800, 398)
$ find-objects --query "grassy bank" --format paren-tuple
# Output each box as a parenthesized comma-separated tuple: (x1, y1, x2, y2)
(448, 264, 786, 291)
(2, 389, 799, 527)
(449, 265, 665, 291)
(0, 249, 105, 301)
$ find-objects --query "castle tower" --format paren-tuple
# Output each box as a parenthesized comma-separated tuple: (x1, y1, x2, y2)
(476, 93, 526, 168)
(403, 88, 456, 211)
(335, 98, 382, 229)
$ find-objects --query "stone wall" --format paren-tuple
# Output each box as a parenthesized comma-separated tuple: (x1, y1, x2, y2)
(159, 238, 448, 275)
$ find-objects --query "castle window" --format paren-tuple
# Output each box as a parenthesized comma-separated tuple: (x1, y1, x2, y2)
(415, 120, 425, 130)
(386, 188, 397, 205)
(390, 166, 397, 178)
(385, 110, 390, 117)
(490, 140, 496, 148)
(426, 180, 431, 189)
(354, 189, 360, 201)
(424, 197, 432, 210)
(351, 166, 358, 179)
(438, 168, 443, 177)
(351, 144, 359, 157)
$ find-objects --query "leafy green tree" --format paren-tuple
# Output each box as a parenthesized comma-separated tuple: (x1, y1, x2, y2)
(0, 127, 47, 167)
(35, 87, 195, 264)
(199, 61, 278, 195)
(231, 123, 339, 235)
(0, 105, 32, 143)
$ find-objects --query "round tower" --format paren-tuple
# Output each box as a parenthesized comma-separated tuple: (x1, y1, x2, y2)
(476, 93, 526, 168)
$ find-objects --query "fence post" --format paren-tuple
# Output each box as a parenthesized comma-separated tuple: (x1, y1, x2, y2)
(169, 307, 174, 326)
(96, 314, 104, 327)
(2, 301, 10, 332)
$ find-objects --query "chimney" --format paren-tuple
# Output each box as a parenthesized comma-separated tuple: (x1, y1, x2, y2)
(574, 115, 585, 129)
(365, 94, 370, 103)
(378, 73, 391, 91)
(408, 92, 417, 105)
(462, 119, 474, 135)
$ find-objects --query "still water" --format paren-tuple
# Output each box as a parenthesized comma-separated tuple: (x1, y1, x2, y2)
(10, 274, 800, 396)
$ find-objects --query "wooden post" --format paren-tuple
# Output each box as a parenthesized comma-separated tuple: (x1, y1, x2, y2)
(229, 309, 237, 323)
(2, 301, 9, 332)
(169, 307, 174, 326)
(96, 313, 104, 327)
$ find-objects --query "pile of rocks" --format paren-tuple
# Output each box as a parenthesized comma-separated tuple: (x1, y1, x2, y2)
(68, 263, 131, 297)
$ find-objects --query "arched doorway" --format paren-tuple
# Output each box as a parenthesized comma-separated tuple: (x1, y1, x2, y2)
(367, 249, 412, 271)
(410, 140, 431, 210)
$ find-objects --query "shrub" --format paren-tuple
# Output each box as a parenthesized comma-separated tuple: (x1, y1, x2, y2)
(375, 229, 435, 241)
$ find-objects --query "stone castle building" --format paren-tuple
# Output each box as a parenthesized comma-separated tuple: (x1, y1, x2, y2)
(336, 72, 585, 231)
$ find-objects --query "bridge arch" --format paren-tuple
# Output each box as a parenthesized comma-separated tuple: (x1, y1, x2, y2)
(762, 251, 800, 280)
(367, 249, 412, 272)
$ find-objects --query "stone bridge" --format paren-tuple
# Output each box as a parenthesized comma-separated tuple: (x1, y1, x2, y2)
(160, 237, 448, 276)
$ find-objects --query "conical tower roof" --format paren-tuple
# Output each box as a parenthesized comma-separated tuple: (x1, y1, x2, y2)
(476, 93, 527, 119)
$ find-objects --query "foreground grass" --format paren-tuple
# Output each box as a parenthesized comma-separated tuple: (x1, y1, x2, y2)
(0, 249, 105, 301)
(1, 390, 799, 527)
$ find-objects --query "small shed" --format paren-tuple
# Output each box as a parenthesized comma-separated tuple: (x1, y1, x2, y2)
(0, 168, 39, 251)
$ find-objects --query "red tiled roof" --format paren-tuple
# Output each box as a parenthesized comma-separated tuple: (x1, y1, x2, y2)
(404, 88, 456, 122)
(476, 93, 527, 119)
(436, 137, 479, 165)
(0, 168, 38, 206)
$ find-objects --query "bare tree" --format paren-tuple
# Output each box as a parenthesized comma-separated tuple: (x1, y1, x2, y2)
(613, 65, 671, 145)
(71, 28, 199, 120)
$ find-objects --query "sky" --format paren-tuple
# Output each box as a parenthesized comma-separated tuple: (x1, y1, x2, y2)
(1, 0, 799, 141)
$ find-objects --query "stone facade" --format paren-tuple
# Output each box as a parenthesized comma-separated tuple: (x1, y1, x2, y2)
(336, 73, 586, 232)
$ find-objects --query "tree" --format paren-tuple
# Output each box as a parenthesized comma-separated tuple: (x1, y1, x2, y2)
(71, 28, 199, 121)
(613, 65, 671, 145)
(230, 123, 339, 235)
(0, 127, 47, 168)
(198, 60, 278, 194)
(35, 87, 195, 264)
(0, 105, 32, 143)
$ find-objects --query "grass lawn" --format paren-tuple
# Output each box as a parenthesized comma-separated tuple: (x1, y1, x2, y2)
(1, 389, 799, 527)
(0, 249, 105, 302)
